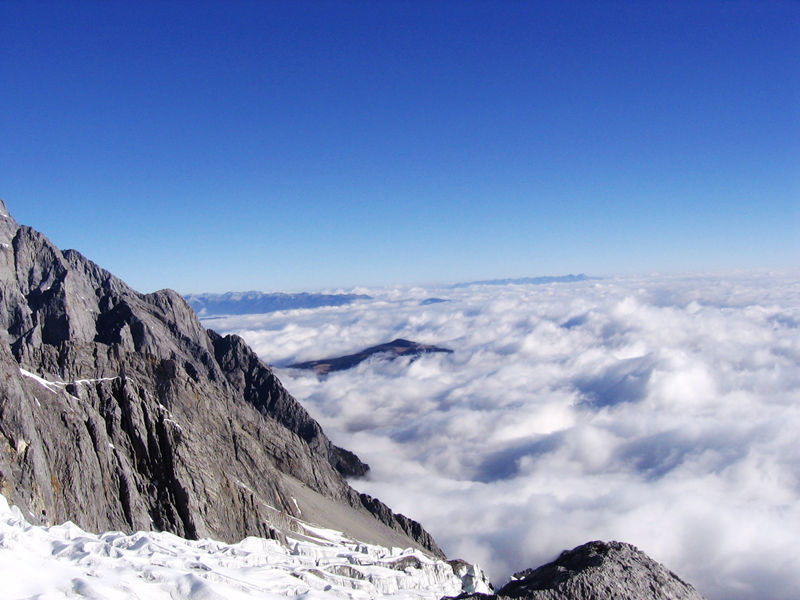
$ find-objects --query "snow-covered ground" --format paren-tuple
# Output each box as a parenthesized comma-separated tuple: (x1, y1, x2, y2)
(0, 494, 488, 599)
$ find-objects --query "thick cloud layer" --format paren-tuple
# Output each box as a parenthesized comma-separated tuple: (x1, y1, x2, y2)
(207, 273, 800, 600)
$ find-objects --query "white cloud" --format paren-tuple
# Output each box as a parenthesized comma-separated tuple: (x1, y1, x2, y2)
(209, 272, 800, 600)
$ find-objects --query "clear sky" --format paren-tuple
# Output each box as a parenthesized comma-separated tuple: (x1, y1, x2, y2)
(2, 1, 798, 293)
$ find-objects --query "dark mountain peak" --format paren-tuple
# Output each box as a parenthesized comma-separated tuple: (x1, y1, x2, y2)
(385, 337, 415, 346)
(289, 338, 454, 375)
(421, 297, 450, 305)
(454, 540, 705, 600)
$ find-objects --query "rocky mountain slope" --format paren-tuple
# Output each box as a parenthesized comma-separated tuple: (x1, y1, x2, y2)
(452, 541, 705, 600)
(289, 338, 453, 375)
(0, 199, 439, 556)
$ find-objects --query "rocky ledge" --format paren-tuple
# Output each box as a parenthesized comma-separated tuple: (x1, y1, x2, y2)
(450, 540, 705, 600)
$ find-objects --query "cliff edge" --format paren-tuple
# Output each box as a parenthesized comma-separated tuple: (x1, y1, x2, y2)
(0, 199, 441, 556)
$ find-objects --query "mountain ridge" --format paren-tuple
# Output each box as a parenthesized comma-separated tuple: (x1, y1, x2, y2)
(185, 290, 371, 316)
(289, 337, 454, 375)
(0, 198, 441, 556)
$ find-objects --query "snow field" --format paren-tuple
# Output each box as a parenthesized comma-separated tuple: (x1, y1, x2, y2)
(0, 494, 485, 599)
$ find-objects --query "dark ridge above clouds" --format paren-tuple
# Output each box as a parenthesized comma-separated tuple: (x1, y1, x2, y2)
(421, 297, 451, 305)
(289, 338, 454, 375)
(184, 291, 371, 316)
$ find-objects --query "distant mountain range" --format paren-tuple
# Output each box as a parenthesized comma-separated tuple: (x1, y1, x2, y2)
(185, 276, 592, 317)
(184, 291, 371, 316)
(289, 338, 453, 375)
(451, 273, 592, 288)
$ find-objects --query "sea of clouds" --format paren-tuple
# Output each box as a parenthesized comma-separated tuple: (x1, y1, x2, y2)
(204, 272, 800, 600)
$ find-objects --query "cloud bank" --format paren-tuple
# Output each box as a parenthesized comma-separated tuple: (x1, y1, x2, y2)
(207, 272, 800, 600)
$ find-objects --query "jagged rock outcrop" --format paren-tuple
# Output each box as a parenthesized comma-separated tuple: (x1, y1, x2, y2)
(451, 540, 705, 600)
(207, 330, 369, 477)
(0, 199, 441, 556)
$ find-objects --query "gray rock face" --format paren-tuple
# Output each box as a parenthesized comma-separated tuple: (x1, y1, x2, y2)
(207, 329, 369, 478)
(452, 541, 705, 600)
(0, 199, 442, 556)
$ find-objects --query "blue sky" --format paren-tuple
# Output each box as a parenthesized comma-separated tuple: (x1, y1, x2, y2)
(2, 1, 798, 293)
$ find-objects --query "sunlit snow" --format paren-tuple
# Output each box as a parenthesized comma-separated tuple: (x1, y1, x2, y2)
(19, 368, 119, 395)
(0, 494, 487, 599)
